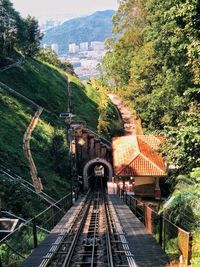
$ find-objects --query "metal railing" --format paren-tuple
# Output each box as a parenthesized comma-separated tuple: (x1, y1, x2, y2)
(0, 57, 25, 73)
(0, 193, 73, 267)
(118, 188, 192, 266)
(0, 164, 59, 207)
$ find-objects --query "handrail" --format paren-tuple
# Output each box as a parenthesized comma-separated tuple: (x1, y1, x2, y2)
(0, 81, 54, 115)
(0, 193, 71, 244)
(0, 166, 59, 207)
(1, 211, 50, 234)
(0, 56, 25, 73)
(121, 189, 190, 231)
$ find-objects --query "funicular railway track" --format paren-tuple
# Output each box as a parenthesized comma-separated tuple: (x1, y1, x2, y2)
(47, 177, 135, 267)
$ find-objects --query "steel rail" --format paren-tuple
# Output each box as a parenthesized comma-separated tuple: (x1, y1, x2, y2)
(61, 194, 93, 267)
(90, 192, 100, 267)
(38, 191, 91, 267)
(106, 206, 115, 267)
(54, 178, 117, 267)
(103, 193, 114, 267)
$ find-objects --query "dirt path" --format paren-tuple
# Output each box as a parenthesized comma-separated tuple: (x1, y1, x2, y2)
(108, 94, 143, 135)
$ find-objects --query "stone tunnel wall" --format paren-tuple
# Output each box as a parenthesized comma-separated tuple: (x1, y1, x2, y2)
(75, 126, 112, 166)
(74, 126, 113, 189)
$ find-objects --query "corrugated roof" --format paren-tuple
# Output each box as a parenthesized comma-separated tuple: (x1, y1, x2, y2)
(112, 135, 166, 177)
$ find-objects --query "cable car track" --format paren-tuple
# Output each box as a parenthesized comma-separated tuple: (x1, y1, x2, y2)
(47, 177, 136, 267)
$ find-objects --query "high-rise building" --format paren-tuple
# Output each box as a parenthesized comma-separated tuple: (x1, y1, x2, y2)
(69, 43, 79, 53)
(80, 42, 89, 51)
(76, 45, 79, 53)
(90, 41, 104, 51)
(51, 43, 59, 55)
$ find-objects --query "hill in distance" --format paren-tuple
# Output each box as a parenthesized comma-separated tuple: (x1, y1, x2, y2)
(42, 10, 115, 54)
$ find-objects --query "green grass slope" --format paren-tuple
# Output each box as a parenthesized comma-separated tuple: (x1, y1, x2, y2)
(69, 75, 100, 129)
(0, 58, 102, 128)
(0, 57, 103, 218)
(0, 88, 69, 216)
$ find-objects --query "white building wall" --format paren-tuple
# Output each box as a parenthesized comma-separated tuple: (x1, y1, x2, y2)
(80, 42, 89, 51)
(51, 43, 59, 54)
(90, 41, 104, 51)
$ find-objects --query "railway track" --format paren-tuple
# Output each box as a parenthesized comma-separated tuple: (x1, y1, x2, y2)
(47, 177, 136, 267)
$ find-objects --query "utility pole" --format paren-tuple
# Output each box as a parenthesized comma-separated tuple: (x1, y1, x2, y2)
(60, 78, 81, 203)
(70, 129, 77, 204)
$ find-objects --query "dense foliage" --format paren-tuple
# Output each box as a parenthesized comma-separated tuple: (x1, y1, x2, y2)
(37, 49, 74, 74)
(90, 78, 124, 138)
(102, 0, 200, 263)
(0, 0, 42, 58)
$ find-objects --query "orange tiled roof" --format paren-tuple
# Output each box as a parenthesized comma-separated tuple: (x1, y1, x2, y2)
(112, 135, 166, 177)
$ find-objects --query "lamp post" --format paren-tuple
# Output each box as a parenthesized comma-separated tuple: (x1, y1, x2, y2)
(61, 111, 86, 203)
(62, 112, 76, 205)
(70, 138, 77, 204)
(78, 137, 85, 164)
(77, 137, 85, 191)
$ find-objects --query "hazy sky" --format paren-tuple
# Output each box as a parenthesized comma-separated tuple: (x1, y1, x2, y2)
(11, 0, 119, 20)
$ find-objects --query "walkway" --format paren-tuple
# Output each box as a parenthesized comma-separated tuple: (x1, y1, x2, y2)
(109, 194, 170, 267)
(108, 94, 143, 135)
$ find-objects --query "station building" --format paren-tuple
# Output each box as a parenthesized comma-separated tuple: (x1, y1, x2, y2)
(112, 135, 167, 199)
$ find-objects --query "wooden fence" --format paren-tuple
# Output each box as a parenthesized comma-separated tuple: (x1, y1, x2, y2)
(23, 108, 43, 193)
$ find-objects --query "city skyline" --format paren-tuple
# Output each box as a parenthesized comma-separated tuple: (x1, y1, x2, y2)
(11, 0, 119, 20)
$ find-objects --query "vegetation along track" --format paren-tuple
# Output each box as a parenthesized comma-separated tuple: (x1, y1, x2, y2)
(44, 177, 136, 267)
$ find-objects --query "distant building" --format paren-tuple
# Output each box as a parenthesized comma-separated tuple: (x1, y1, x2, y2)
(80, 42, 89, 51)
(90, 41, 104, 51)
(69, 43, 79, 53)
(76, 45, 79, 53)
(43, 44, 52, 50)
(81, 59, 98, 68)
(51, 43, 59, 55)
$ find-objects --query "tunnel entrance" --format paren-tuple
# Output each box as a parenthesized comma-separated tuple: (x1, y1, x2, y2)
(83, 158, 113, 190)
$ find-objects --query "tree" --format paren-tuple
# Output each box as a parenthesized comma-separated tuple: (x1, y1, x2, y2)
(0, 0, 20, 55)
(162, 108, 200, 173)
(0, 0, 42, 58)
(23, 15, 43, 56)
(101, 0, 146, 88)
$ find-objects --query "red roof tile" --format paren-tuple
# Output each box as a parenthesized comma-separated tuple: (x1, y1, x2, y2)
(112, 135, 166, 177)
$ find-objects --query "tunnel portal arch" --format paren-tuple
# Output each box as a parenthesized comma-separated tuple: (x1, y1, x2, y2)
(83, 158, 113, 190)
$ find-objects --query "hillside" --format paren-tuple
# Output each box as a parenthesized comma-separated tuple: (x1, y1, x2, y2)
(0, 55, 122, 219)
(42, 10, 115, 54)
(0, 57, 104, 218)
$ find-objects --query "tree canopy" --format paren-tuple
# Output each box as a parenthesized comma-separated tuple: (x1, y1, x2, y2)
(102, 0, 200, 173)
(0, 0, 42, 58)
(101, 1, 200, 256)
